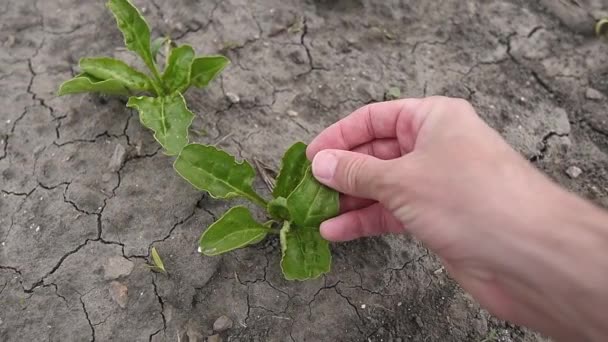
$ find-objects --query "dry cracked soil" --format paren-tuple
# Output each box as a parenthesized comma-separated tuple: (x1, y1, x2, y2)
(1, 0, 608, 341)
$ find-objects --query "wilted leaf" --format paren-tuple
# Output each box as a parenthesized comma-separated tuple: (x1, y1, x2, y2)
(173, 144, 267, 207)
(189, 56, 230, 88)
(273, 141, 310, 199)
(280, 222, 331, 280)
(127, 93, 194, 155)
(199, 206, 270, 256)
(286, 167, 339, 227)
(268, 197, 290, 220)
(162, 45, 195, 93)
(150, 246, 166, 273)
(79, 57, 151, 92)
(58, 73, 130, 95)
(107, 0, 156, 74)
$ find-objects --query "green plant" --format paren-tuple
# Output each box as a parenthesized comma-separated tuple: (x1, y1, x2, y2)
(58, 0, 338, 280)
(176, 142, 338, 280)
(59, 0, 229, 156)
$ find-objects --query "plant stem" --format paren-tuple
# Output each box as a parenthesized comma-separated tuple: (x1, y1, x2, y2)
(145, 60, 165, 96)
(248, 193, 269, 209)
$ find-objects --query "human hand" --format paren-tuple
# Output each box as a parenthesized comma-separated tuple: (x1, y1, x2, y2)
(307, 96, 608, 341)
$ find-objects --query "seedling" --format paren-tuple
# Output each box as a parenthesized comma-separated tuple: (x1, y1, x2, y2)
(59, 0, 229, 156)
(58, 0, 338, 280)
(176, 142, 338, 280)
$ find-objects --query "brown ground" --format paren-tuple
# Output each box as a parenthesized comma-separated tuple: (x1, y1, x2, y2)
(1, 0, 607, 341)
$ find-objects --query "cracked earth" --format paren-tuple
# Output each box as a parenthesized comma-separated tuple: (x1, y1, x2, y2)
(1, 0, 608, 341)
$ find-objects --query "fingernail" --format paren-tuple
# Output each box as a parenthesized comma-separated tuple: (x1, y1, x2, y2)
(312, 151, 338, 181)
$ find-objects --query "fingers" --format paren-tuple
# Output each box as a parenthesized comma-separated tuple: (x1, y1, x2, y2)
(351, 139, 402, 160)
(312, 149, 390, 200)
(320, 202, 403, 241)
(340, 194, 375, 213)
(306, 98, 423, 160)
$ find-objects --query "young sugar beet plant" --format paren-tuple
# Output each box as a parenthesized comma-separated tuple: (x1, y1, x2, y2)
(58, 0, 339, 281)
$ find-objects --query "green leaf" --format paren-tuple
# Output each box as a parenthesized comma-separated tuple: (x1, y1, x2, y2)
(79, 57, 151, 92)
(280, 222, 331, 280)
(173, 144, 268, 207)
(127, 93, 194, 156)
(106, 0, 158, 78)
(273, 142, 310, 198)
(189, 56, 230, 88)
(199, 206, 270, 256)
(268, 197, 290, 220)
(596, 18, 608, 37)
(150, 246, 166, 273)
(162, 45, 195, 93)
(151, 37, 168, 61)
(58, 73, 129, 96)
(287, 167, 339, 227)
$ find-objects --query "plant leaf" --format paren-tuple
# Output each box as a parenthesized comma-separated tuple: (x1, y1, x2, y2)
(58, 73, 130, 96)
(199, 206, 270, 256)
(162, 45, 195, 93)
(106, 0, 156, 74)
(268, 197, 290, 220)
(189, 56, 230, 88)
(79, 57, 151, 92)
(150, 246, 166, 273)
(287, 166, 339, 227)
(273, 142, 310, 198)
(596, 18, 608, 37)
(127, 93, 194, 156)
(280, 222, 331, 281)
(173, 144, 268, 207)
(151, 37, 168, 61)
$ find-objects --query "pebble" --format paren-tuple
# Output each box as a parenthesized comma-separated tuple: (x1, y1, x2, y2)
(565, 166, 582, 179)
(108, 144, 127, 172)
(104, 256, 135, 280)
(585, 87, 603, 100)
(286, 110, 299, 117)
(225, 92, 240, 104)
(414, 315, 424, 328)
(207, 334, 222, 342)
(213, 315, 233, 332)
(109, 281, 128, 308)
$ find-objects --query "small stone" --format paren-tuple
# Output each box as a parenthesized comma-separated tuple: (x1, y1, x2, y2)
(207, 334, 222, 342)
(360, 304, 366, 309)
(414, 315, 424, 328)
(213, 315, 233, 332)
(286, 110, 299, 117)
(108, 144, 127, 172)
(225, 92, 240, 104)
(585, 87, 603, 100)
(565, 166, 582, 179)
(104, 256, 135, 280)
(109, 281, 128, 308)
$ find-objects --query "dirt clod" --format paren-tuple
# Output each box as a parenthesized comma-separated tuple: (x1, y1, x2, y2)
(213, 315, 233, 332)
(585, 87, 604, 100)
(566, 166, 583, 179)
(225, 92, 240, 104)
(207, 334, 222, 342)
(104, 256, 134, 280)
(109, 281, 128, 308)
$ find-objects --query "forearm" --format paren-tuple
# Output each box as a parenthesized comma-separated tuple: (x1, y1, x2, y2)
(499, 186, 608, 341)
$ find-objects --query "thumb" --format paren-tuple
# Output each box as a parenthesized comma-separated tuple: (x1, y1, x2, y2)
(311, 149, 388, 200)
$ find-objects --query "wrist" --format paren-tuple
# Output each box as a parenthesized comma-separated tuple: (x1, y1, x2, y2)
(498, 185, 608, 341)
